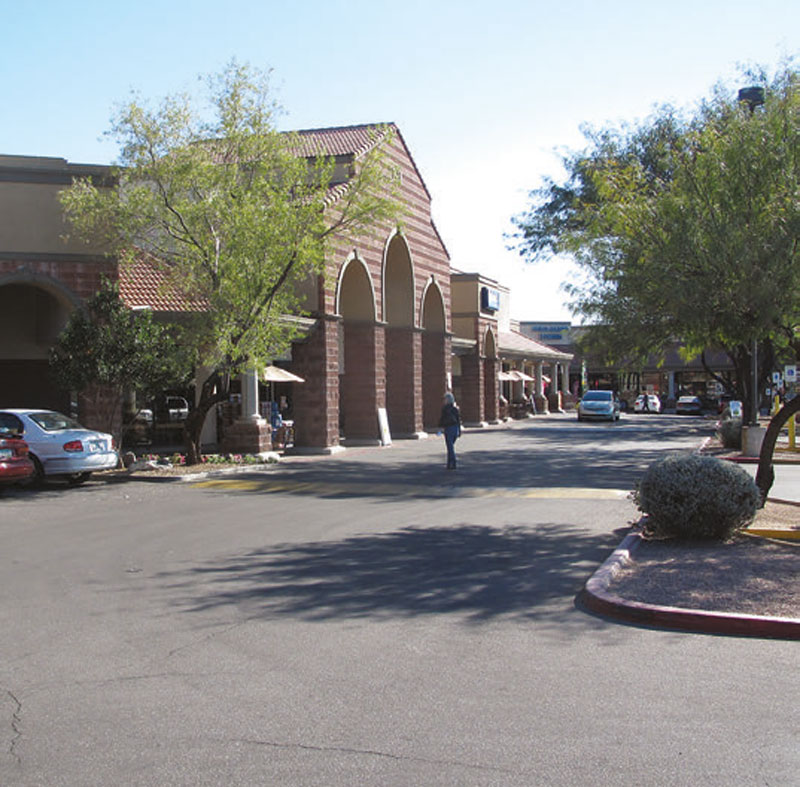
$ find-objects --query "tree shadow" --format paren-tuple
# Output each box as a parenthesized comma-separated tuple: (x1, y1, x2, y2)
(157, 522, 631, 629)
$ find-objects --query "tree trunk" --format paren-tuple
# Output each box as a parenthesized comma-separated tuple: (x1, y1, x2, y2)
(182, 370, 230, 465)
(755, 397, 800, 505)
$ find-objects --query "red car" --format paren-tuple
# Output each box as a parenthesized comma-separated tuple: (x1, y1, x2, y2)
(0, 431, 35, 491)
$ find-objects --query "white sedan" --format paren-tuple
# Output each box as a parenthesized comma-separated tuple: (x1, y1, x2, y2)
(0, 409, 118, 485)
(633, 394, 662, 413)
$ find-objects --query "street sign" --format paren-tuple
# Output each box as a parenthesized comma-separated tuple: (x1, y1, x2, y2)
(773, 371, 782, 384)
(785, 364, 797, 383)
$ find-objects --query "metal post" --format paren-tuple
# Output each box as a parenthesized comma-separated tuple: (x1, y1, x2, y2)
(751, 337, 758, 425)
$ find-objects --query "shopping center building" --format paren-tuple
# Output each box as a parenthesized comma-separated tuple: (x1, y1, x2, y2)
(0, 124, 573, 453)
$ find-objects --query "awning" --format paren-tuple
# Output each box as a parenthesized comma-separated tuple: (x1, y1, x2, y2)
(263, 365, 305, 383)
(500, 369, 534, 382)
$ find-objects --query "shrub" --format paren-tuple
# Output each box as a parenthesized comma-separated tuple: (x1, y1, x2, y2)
(717, 418, 742, 449)
(632, 453, 759, 540)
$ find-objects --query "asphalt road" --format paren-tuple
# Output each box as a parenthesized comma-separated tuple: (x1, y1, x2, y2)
(1, 414, 797, 785)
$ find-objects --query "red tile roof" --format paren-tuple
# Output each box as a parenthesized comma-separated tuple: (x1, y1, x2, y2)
(289, 123, 396, 158)
(119, 255, 208, 312)
(117, 122, 428, 313)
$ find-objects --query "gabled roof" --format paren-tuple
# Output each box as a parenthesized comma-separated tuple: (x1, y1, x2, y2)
(118, 122, 448, 310)
(290, 123, 395, 159)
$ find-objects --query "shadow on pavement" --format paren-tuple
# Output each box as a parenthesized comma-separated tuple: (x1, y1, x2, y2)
(158, 522, 632, 627)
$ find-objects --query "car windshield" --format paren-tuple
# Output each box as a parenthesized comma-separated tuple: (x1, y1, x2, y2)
(28, 411, 83, 431)
(582, 391, 612, 401)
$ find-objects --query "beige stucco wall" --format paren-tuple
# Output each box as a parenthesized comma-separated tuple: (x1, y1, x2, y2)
(0, 156, 110, 256)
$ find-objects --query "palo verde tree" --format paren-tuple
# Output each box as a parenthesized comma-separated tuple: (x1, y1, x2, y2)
(61, 61, 403, 464)
(512, 62, 800, 421)
(49, 278, 192, 449)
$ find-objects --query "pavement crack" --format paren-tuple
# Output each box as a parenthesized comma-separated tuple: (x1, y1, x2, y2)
(229, 737, 522, 775)
(5, 690, 22, 765)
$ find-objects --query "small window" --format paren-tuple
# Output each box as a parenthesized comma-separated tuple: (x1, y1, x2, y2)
(0, 412, 24, 436)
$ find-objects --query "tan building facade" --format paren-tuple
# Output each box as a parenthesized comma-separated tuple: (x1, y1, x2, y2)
(1, 127, 573, 454)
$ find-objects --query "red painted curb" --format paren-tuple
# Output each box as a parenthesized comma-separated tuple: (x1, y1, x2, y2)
(579, 531, 800, 640)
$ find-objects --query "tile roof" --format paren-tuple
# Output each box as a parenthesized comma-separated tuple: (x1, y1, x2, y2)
(118, 255, 208, 312)
(499, 330, 572, 361)
(289, 123, 396, 158)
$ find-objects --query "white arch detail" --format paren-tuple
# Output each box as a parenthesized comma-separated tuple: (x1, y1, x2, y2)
(419, 276, 446, 331)
(334, 250, 378, 321)
(381, 228, 416, 325)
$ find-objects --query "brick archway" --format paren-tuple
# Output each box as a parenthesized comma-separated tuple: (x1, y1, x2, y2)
(482, 327, 499, 424)
(336, 255, 383, 442)
(421, 279, 448, 430)
(383, 232, 421, 437)
(0, 276, 79, 410)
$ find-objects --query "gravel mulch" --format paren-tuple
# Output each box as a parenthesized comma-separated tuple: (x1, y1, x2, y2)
(610, 501, 800, 619)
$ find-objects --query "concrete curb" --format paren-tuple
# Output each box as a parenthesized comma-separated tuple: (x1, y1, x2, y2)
(578, 529, 800, 640)
(102, 462, 280, 483)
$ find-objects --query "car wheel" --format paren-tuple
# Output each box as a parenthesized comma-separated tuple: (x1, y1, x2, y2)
(67, 472, 92, 486)
(28, 455, 45, 487)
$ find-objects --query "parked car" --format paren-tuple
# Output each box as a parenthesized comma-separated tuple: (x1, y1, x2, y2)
(153, 395, 189, 423)
(633, 394, 662, 413)
(0, 409, 118, 485)
(0, 430, 35, 491)
(676, 395, 704, 415)
(577, 390, 621, 422)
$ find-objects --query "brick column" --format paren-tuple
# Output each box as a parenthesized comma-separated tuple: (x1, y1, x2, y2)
(292, 317, 341, 451)
(459, 352, 484, 425)
(483, 356, 500, 424)
(222, 369, 271, 454)
(422, 331, 449, 431)
(386, 326, 424, 437)
(341, 321, 385, 443)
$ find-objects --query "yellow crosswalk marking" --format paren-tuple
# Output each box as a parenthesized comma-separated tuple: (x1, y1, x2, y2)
(190, 478, 629, 500)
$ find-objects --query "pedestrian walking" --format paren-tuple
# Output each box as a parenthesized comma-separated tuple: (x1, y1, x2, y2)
(438, 391, 462, 469)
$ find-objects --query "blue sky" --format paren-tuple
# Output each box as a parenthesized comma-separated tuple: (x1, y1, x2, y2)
(2, 0, 797, 320)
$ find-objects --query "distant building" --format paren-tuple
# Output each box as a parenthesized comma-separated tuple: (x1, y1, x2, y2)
(519, 321, 737, 406)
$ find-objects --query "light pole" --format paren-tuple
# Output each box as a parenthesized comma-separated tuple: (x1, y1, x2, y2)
(738, 86, 766, 426)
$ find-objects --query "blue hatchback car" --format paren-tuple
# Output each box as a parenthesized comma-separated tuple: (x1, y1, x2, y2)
(577, 390, 621, 422)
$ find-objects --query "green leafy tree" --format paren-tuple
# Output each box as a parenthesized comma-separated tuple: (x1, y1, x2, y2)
(49, 278, 192, 448)
(512, 62, 800, 419)
(61, 61, 403, 463)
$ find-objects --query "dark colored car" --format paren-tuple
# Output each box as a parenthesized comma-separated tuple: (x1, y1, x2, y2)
(676, 395, 704, 415)
(0, 431, 35, 491)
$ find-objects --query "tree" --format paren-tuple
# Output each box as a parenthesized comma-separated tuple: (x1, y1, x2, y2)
(49, 278, 192, 448)
(512, 63, 800, 419)
(61, 61, 403, 463)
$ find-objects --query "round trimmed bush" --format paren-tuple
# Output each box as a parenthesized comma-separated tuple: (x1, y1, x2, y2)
(633, 453, 759, 540)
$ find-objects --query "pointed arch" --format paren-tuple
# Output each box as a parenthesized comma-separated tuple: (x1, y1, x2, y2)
(483, 326, 497, 359)
(335, 252, 377, 321)
(382, 229, 415, 328)
(420, 277, 446, 332)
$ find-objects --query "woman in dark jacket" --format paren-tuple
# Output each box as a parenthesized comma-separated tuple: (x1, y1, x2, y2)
(438, 392, 462, 469)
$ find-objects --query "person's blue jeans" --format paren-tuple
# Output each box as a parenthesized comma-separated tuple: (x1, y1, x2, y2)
(444, 424, 459, 468)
